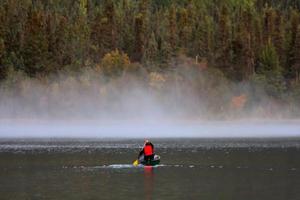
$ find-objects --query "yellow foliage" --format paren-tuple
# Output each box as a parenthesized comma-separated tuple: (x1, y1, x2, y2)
(101, 49, 130, 77)
(79, 0, 88, 16)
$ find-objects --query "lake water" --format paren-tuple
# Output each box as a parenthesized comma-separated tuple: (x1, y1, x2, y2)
(0, 138, 299, 200)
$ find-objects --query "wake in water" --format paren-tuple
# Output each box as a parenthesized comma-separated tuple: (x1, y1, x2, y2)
(69, 164, 212, 170)
(67, 164, 298, 171)
(72, 164, 167, 169)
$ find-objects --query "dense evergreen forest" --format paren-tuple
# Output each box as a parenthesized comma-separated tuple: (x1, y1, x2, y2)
(1, 0, 300, 119)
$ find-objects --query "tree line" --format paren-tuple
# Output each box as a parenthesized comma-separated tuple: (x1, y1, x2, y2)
(1, 0, 300, 118)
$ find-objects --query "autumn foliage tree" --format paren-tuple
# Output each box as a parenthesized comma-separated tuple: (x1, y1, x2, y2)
(101, 49, 130, 77)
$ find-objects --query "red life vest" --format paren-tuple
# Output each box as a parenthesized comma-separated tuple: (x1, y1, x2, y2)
(144, 144, 153, 156)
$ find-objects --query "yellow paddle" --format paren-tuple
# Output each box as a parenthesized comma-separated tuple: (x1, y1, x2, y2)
(133, 159, 139, 166)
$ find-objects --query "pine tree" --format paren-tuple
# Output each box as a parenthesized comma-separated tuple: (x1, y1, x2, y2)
(2, 0, 30, 57)
(186, 0, 197, 56)
(133, 0, 149, 62)
(0, 38, 4, 59)
(258, 41, 280, 74)
(133, 13, 145, 62)
(177, 8, 189, 52)
(157, 38, 172, 67)
(22, 10, 49, 76)
(272, 10, 285, 64)
(286, 9, 300, 81)
(196, 15, 214, 61)
(144, 32, 158, 64)
(291, 25, 300, 83)
(70, 2, 90, 70)
(215, 4, 232, 77)
(233, 6, 255, 80)
(90, 0, 116, 59)
(263, 5, 276, 45)
(243, 8, 255, 79)
(48, 15, 70, 71)
(103, 0, 117, 50)
(118, 0, 135, 56)
(256, 41, 285, 98)
(168, 4, 177, 55)
(0, 37, 6, 79)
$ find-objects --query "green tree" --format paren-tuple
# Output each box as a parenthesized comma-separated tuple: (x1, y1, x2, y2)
(133, 0, 149, 62)
(47, 15, 70, 71)
(291, 25, 300, 83)
(22, 10, 50, 76)
(177, 8, 189, 52)
(117, 0, 135, 56)
(144, 32, 158, 64)
(91, 0, 116, 59)
(286, 9, 300, 82)
(272, 10, 285, 64)
(215, 4, 232, 77)
(255, 41, 285, 98)
(232, 6, 255, 80)
(0, 38, 6, 79)
(263, 6, 276, 44)
(168, 4, 177, 55)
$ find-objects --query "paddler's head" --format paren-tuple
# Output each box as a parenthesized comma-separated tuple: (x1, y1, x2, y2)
(144, 139, 149, 144)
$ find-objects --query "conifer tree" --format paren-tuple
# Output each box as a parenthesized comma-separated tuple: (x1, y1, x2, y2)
(22, 10, 49, 76)
(286, 9, 300, 81)
(177, 8, 189, 52)
(144, 32, 158, 64)
(103, 0, 116, 50)
(196, 15, 214, 61)
(48, 15, 70, 70)
(133, 0, 149, 62)
(133, 13, 145, 62)
(263, 6, 276, 44)
(256, 41, 285, 98)
(215, 4, 232, 77)
(90, 0, 116, 60)
(168, 4, 177, 55)
(234, 6, 255, 80)
(291, 25, 300, 83)
(272, 10, 285, 64)
(0, 37, 6, 79)
(118, 0, 135, 56)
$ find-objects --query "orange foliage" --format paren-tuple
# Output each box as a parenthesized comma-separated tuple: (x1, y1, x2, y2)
(231, 94, 247, 110)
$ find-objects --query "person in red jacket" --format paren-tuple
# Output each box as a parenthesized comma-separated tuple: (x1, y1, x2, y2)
(138, 140, 154, 162)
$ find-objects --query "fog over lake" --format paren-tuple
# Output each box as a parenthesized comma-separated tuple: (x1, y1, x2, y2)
(1, 120, 300, 138)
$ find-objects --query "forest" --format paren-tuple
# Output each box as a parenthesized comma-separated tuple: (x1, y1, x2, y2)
(1, 0, 300, 119)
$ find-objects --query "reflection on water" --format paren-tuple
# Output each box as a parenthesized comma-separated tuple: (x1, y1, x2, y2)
(0, 138, 299, 199)
(144, 167, 154, 200)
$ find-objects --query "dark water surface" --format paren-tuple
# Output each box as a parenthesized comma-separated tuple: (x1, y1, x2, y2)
(0, 138, 300, 200)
